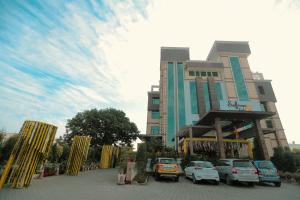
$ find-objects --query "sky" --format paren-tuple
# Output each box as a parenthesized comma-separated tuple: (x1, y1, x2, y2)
(0, 0, 300, 143)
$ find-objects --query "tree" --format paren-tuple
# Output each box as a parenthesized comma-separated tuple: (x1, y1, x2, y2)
(0, 129, 5, 145)
(271, 147, 297, 172)
(65, 108, 139, 147)
(0, 134, 18, 165)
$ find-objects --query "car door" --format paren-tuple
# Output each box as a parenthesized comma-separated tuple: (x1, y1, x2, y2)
(215, 160, 225, 179)
(185, 162, 193, 177)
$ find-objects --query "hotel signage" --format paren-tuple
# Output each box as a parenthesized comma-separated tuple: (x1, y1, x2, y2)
(219, 100, 261, 112)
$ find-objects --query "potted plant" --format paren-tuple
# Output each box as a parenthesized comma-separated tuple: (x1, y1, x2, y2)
(134, 172, 148, 185)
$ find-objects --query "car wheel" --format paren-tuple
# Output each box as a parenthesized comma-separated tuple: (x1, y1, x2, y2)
(225, 175, 232, 185)
(214, 180, 219, 185)
(154, 172, 160, 181)
(248, 182, 255, 187)
(184, 172, 189, 179)
(192, 174, 197, 184)
(274, 182, 281, 187)
(174, 176, 179, 182)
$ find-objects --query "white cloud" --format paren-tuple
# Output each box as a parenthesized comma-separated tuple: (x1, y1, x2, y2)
(1, 0, 300, 145)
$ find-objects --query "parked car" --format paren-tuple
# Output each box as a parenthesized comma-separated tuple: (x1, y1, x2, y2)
(252, 160, 281, 187)
(153, 157, 180, 182)
(184, 161, 219, 184)
(215, 159, 259, 186)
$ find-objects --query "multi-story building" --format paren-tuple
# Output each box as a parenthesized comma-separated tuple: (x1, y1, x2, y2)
(146, 41, 288, 159)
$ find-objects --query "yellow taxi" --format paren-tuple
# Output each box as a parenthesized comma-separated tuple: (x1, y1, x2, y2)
(153, 157, 180, 182)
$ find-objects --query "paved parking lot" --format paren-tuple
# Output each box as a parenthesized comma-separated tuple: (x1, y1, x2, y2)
(0, 169, 299, 200)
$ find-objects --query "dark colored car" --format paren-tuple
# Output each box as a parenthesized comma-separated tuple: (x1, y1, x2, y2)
(252, 160, 281, 187)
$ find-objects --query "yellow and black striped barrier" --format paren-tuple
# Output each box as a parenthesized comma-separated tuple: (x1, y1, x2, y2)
(0, 120, 57, 189)
(99, 145, 120, 169)
(66, 136, 91, 176)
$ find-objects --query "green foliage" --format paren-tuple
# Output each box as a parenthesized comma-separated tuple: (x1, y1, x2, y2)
(58, 143, 70, 163)
(271, 147, 297, 172)
(0, 134, 18, 165)
(118, 147, 136, 173)
(146, 137, 163, 153)
(48, 143, 64, 163)
(136, 143, 147, 173)
(0, 129, 5, 145)
(65, 108, 139, 147)
(87, 146, 101, 163)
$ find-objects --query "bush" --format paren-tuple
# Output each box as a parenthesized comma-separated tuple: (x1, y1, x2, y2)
(271, 147, 297, 172)
(133, 172, 148, 184)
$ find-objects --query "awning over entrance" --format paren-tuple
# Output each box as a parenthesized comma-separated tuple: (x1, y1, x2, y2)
(177, 125, 213, 138)
(138, 134, 162, 142)
(197, 110, 275, 126)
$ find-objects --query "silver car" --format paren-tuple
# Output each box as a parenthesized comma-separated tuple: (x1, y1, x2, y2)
(215, 159, 259, 186)
(184, 161, 220, 184)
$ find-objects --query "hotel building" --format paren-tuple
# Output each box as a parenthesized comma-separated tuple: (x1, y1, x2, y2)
(146, 41, 288, 159)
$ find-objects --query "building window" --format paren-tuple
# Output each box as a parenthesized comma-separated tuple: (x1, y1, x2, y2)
(201, 71, 206, 77)
(207, 72, 212, 77)
(212, 72, 218, 77)
(189, 71, 195, 76)
(266, 120, 273, 128)
(258, 86, 265, 95)
(152, 97, 160, 105)
(151, 111, 160, 119)
(260, 102, 268, 111)
(195, 71, 200, 77)
(151, 126, 160, 135)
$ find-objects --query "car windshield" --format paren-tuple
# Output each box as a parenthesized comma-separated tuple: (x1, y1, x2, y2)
(233, 160, 253, 168)
(194, 162, 213, 168)
(258, 161, 274, 169)
(159, 159, 176, 164)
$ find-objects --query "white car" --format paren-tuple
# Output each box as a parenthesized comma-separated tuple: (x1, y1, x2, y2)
(184, 161, 220, 184)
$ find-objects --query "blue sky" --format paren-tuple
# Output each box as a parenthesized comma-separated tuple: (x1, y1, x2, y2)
(0, 0, 151, 136)
(1, 0, 300, 143)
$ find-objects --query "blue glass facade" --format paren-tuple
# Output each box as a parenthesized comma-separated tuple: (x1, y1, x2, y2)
(203, 82, 211, 112)
(177, 63, 186, 129)
(230, 57, 249, 101)
(167, 62, 175, 147)
(151, 111, 160, 119)
(151, 126, 160, 135)
(189, 81, 198, 114)
(215, 82, 223, 101)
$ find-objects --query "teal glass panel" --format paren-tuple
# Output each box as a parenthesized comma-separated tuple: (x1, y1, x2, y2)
(203, 82, 211, 112)
(192, 121, 198, 125)
(189, 81, 199, 114)
(152, 98, 160, 105)
(230, 57, 249, 101)
(167, 62, 175, 147)
(177, 63, 186, 129)
(151, 126, 160, 135)
(151, 111, 160, 119)
(215, 82, 223, 101)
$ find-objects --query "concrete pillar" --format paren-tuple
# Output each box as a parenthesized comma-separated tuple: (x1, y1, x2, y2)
(253, 119, 270, 160)
(215, 118, 225, 159)
(188, 127, 194, 155)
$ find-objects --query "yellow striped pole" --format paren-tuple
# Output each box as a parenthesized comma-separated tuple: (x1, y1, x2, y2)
(0, 121, 57, 189)
(99, 145, 120, 169)
(66, 136, 91, 176)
